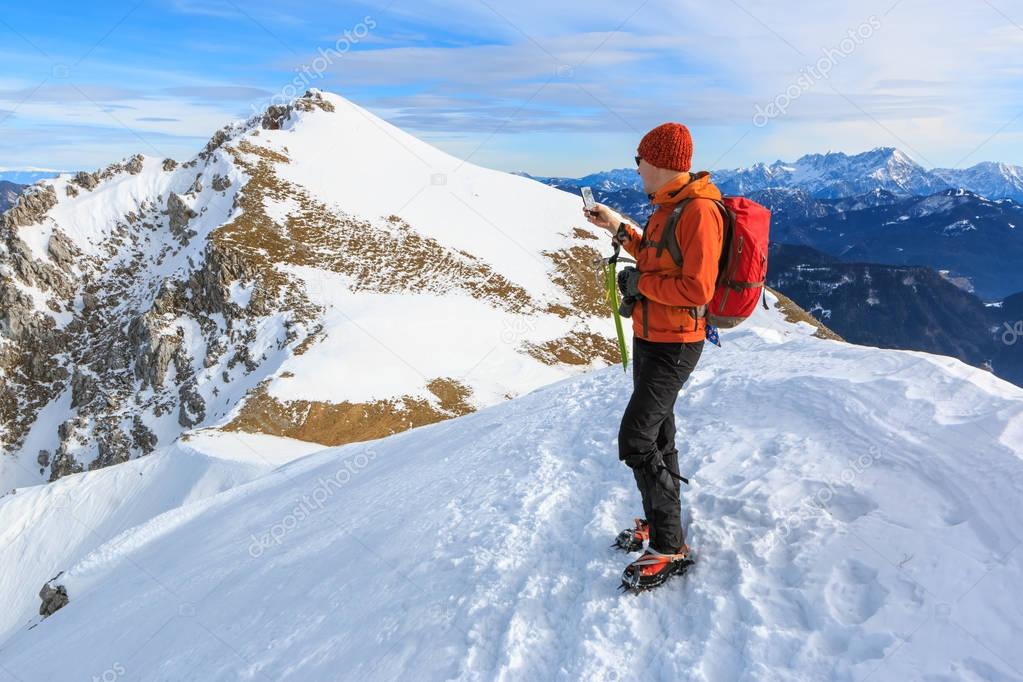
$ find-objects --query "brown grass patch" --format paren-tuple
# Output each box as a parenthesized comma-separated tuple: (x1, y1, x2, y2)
(768, 287, 844, 341)
(223, 378, 474, 446)
(572, 227, 599, 240)
(543, 245, 607, 318)
(524, 330, 622, 366)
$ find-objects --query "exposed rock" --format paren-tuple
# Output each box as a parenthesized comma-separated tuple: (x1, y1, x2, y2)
(65, 184, 79, 198)
(163, 158, 178, 172)
(202, 128, 231, 159)
(81, 291, 99, 311)
(125, 154, 144, 175)
(91, 419, 133, 469)
(262, 105, 290, 130)
(262, 91, 335, 131)
(70, 369, 101, 409)
(47, 229, 80, 269)
(48, 446, 83, 482)
(131, 415, 158, 454)
(37, 450, 50, 467)
(128, 313, 182, 390)
(71, 171, 100, 191)
(2, 184, 58, 228)
(38, 579, 68, 617)
(165, 193, 197, 242)
(212, 175, 231, 192)
(177, 379, 206, 427)
(295, 89, 336, 113)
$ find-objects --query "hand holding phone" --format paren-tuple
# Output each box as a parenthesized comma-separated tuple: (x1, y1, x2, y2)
(581, 186, 596, 212)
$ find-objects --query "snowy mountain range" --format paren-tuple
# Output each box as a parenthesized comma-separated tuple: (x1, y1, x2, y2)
(0, 89, 617, 490)
(755, 187, 1023, 300)
(2, 292, 1022, 680)
(933, 161, 1023, 203)
(533, 148, 1023, 204)
(714, 148, 954, 199)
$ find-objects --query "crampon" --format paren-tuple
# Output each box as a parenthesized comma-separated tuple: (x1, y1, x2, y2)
(619, 546, 694, 594)
(611, 518, 649, 552)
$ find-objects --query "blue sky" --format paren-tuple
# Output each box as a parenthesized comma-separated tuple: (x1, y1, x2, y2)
(1, 0, 1021, 176)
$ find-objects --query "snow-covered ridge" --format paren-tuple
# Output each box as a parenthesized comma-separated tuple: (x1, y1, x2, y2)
(2, 293, 1021, 680)
(0, 89, 616, 489)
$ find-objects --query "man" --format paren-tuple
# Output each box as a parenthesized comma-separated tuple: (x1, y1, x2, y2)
(584, 122, 724, 590)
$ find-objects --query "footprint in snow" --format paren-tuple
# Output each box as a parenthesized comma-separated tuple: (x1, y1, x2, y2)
(824, 559, 889, 626)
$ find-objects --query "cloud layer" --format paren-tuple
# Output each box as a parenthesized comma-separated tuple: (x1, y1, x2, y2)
(0, 0, 1020, 174)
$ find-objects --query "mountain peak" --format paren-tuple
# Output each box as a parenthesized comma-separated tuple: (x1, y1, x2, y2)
(0, 87, 617, 487)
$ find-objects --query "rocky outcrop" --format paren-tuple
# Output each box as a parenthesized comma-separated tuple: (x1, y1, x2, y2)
(47, 229, 80, 269)
(124, 155, 144, 175)
(2, 185, 57, 228)
(38, 577, 68, 617)
(71, 171, 100, 191)
(201, 128, 231, 159)
(262, 90, 335, 130)
(165, 193, 197, 242)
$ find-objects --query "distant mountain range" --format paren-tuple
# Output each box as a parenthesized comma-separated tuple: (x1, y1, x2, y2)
(526, 147, 1023, 203)
(749, 187, 1023, 300)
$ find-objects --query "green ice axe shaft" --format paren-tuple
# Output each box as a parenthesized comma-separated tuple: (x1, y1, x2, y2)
(603, 242, 629, 371)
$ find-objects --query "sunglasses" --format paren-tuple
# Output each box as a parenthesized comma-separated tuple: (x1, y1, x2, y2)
(634, 155, 642, 167)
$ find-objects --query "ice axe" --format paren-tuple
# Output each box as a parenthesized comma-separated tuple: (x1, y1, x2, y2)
(595, 241, 633, 372)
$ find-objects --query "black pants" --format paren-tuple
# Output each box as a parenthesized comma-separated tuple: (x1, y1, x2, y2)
(618, 336, 704, 552)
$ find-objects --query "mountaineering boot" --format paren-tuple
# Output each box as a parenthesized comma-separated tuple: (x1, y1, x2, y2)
(619, 545, 694, 593)
(612, 518, 649, 552)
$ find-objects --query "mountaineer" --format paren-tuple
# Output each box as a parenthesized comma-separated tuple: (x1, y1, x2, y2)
(584, 122, 725, 591)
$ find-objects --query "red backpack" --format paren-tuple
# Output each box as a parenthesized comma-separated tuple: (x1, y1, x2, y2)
(656, 196, 771, 328)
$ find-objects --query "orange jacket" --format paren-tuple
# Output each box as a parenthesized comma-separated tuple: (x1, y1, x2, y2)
(617, 172, 724, 343)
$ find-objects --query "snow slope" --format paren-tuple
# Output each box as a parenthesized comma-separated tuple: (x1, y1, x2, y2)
(2, 294, 1022, 681)
(0, 432, 324, 645)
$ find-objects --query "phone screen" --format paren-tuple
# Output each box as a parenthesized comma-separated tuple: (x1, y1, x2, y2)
(581, 186, 596, 210)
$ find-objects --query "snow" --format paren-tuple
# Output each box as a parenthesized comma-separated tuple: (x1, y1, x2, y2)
(0, 432, 322, 645)
(0, 388, 73, 490)
(3, 295, 1021, 680)
(228, 279, 255, 309)
(270, 266, 583, 406)
(272, 93, 586, 298)
(262, 195, 301, 228)
(943, 219, 976, 236)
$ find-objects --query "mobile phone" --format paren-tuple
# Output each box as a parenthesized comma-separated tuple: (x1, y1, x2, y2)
(581, 186, 596, 211)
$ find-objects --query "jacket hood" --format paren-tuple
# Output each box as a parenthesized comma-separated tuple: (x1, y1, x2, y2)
(649, 171, 722, 206)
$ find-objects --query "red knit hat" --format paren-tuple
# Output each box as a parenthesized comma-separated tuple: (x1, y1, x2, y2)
(637, 122, 693, 172)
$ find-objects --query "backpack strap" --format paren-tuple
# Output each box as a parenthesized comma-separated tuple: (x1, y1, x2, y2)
(711, 199, 736, 285)
(658, 198, 734, 270)
(656, 199, 690, 268)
